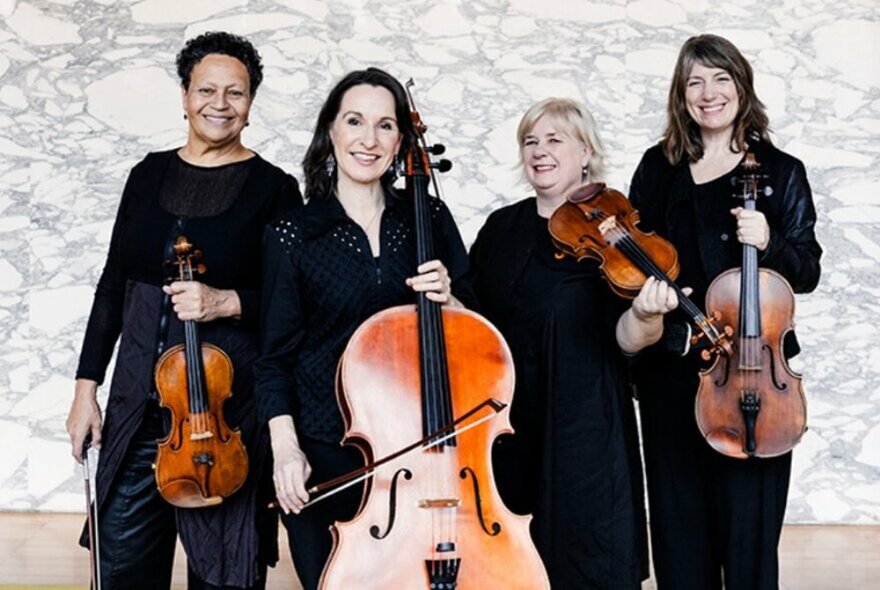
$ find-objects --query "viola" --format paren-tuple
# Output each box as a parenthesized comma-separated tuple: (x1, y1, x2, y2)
(549, 182, 733, 358)
(153, 235, 248, 507)
(695, 154, 807, 458)
(316, 81, 550, 589)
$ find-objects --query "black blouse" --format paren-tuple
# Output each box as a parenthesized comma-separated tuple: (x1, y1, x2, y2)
(76, 151, 301, 384)
(254, 191, 475, 443)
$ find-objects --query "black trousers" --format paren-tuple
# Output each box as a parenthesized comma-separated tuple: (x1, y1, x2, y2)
(98, 402, 267, 590)
(280, 439, 364, 590)
(639, 370, 791, 590)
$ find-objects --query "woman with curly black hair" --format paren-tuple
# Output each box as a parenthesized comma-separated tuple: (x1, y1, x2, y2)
(65, 31, 301, 589)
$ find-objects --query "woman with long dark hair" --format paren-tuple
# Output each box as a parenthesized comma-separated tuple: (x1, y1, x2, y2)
(618, 34, 822, 589)
(254, 67, 474, 590)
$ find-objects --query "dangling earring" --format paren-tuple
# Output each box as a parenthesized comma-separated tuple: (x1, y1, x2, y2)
(183, 113, 188, 120)
(386, 155, 400, 181)
(581, 164, 590, 182)
(325, 153, 336, 176)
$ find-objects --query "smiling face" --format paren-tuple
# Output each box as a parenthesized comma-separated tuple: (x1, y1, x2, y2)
(181, 53, 252, 150)
(685, 61, 740, 137)
(329, 84, 402, 190)
(520, 114, 592, 200)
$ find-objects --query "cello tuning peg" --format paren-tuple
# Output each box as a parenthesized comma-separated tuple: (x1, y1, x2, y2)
(428, 143, 446, 155)
(432, 159, 452, 173)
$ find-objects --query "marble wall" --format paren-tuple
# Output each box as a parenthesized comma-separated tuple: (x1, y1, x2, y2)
(0, 0, 877, 523)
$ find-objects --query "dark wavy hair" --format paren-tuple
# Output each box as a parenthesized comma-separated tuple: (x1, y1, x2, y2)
(661, 34, 771, 164)
(176, 31, 263, 95)
(302, 68, 416, 201)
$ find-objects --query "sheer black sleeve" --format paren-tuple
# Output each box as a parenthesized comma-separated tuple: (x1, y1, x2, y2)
(75, 169, 138, 384)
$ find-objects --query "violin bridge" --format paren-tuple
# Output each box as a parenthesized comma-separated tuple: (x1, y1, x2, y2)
(190, 431, 214, 441)
(418, 498, 461, 509)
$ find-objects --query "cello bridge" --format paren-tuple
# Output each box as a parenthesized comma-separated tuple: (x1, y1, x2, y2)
(418, 498, 461, 509)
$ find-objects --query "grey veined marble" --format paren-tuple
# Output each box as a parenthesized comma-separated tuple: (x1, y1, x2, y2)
(0, 0, 877, 523)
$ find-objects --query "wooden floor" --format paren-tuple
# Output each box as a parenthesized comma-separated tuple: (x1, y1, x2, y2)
(0, 512, 878, 589)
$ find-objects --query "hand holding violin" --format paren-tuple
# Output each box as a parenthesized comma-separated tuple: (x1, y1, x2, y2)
(617, 278, 693, 354)
(730, 207, 770, 251)
(162, 281, 242, 322)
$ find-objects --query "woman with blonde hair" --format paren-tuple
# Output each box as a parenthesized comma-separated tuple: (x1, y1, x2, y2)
(467, 97, 649, 589)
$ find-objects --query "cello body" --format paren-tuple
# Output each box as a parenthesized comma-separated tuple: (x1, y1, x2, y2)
(321, 306, 549, 589)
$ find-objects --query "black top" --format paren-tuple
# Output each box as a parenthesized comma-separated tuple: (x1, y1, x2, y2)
(74, 149, 302, 587)
(76, 152, 300, 384)
(254, 191, 476, 443)
(468, 198, 648, 588)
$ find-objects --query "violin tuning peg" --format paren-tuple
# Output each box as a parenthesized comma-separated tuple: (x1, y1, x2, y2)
(701, 349, 713, 362)
(196, 263, 207, 275)
(194, 250, 203, 259)
(724, 325, 734, 337)
(428, 143, 446, 155)
(763, 186, 773, 197)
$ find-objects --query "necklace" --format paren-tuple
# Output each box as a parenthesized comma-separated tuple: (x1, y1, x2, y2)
(359, 205, 384, 232)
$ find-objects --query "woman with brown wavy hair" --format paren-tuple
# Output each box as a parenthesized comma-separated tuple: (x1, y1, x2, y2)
(617, 34, 821, 589)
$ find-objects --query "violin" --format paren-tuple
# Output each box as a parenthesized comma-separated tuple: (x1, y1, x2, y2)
(317, 81, 550, 589)
(153, 235, 248, 507)
(695, 154, 807, 458)
(549, 182, 733, 358)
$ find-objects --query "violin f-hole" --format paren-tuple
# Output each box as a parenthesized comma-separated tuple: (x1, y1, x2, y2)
(762, 344, 788, 391)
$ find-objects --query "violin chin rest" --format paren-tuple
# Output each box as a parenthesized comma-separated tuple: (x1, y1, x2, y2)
(704, 428, 748, 460)
(158, 479, 223, 508)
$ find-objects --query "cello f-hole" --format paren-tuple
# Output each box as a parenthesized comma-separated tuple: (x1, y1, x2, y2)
(459, 467, 501, 537)
(368, 468, 412, 540)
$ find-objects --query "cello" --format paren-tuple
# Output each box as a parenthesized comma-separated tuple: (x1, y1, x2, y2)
(317, 82, 550, 589)
(153, 235, 249, 507)
(695, 153, 807, 458)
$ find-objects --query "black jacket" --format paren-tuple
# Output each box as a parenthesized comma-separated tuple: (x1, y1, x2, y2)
(629, 140, 822, 358)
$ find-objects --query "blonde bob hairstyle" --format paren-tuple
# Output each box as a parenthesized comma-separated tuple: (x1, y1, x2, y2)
(516, 97, 606, 185)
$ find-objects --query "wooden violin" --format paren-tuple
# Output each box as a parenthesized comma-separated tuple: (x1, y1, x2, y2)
(549, 182, 733, 358)
(695, 154, 807, 458)
(317, 81, 550, 589)
(153, 235, 248, 507)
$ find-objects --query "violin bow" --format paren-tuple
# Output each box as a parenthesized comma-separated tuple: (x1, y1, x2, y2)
(82, 439, 102, 590)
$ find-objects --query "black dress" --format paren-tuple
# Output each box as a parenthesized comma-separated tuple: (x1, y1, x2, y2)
(467, 198, 649, 590)
(628, 141, 822, 590)
(76, 150, 301, 589)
